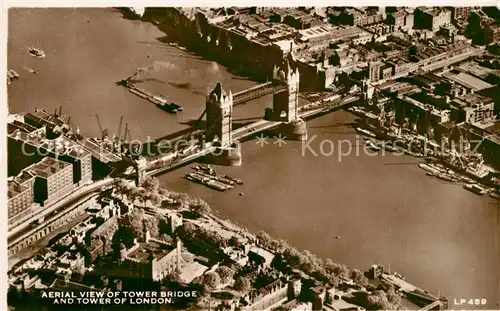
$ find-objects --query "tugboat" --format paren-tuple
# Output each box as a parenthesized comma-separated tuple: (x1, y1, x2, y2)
(356, 127, 376, 138)
(365, 140, 381, 151)
(463, 183, 487, 196)
(437, 173, 457, 182)
(490, 191, 500, 200)
(28, 47, 45, 58)
(222, 174, 243, 185)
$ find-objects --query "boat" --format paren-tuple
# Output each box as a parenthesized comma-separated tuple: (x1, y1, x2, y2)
(463, 183, 487, 195)
(356, 127, 376, 138)
(437, 173, 457, 182)
(365, 140, 381, 151)
(490, 192, 500, 200)
(157, 102, 179, 114)
(206, 180, 228, 191)
(197, 165, 216, 175)
(216, 176, 235, 186)
(178, 46, 187, 51)
(418, 163, 441, 174)
(28, 47, 45, 58)
(460, 176, 475, 183)
(8, 69, 19, 78)
(185, 172, 209, 184)
(169, 102, 183, 112)
(222, 174, 243, 185)
(382, 143, 399, 153)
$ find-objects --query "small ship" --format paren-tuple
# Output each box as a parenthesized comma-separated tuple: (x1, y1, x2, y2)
(184, 173, 228, 191)
(356, 127, 376, 138)
(221, 174, 243, 185)
(364, 140, 381, 151)
(28, 47, 45, 58)
(463, 183, 487, 196)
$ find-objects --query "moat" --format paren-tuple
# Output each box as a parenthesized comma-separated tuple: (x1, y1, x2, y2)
(7, 8, 499, 309)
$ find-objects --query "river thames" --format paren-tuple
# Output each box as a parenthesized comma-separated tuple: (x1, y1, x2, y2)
(7, 8, 499, 309)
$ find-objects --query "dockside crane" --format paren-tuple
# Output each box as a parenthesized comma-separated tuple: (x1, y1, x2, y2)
(95, 114, 108, 140)
(117, 116, 124, 143)
(123, 123, 129, 142)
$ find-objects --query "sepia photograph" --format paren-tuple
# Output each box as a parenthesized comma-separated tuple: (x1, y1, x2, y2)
(4, 4, 500, 311)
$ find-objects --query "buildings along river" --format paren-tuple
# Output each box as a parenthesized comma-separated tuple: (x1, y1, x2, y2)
(7, 8, 500, 309)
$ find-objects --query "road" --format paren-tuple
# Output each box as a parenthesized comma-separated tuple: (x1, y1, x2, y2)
(8, 178, 116, 239)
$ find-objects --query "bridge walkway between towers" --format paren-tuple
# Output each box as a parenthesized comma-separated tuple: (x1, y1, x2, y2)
(233, 82, 287, 106)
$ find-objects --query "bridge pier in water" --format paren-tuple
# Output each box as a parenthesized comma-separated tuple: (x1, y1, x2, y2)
(265, 53, 308, 141)
(204, 82, 242, 166)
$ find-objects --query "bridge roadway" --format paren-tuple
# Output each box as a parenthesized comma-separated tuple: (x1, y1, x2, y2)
(146, 94, 360, 176)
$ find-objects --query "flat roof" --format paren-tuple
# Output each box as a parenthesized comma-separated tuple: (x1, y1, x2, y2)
(126, 241, 175, 263)
(30, 157, 72, 179)
(447, 72, 493, 91)
(8, 181, 29, 199)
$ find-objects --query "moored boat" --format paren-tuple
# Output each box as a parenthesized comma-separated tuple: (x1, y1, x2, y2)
(356, 127, 376, 138)
(463, 183, 487, 195)
(222, 174, 243, 185)
(418, 163, 441, 174)
(365, 140, 381, 151)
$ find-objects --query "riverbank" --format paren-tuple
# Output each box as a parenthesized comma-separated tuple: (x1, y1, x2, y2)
(8, 8, 499, 309)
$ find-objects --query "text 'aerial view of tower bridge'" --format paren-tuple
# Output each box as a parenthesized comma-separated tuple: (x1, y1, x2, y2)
(5, 6, 500, 311)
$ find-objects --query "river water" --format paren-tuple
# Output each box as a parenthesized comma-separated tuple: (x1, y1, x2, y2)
(7, 8, 499, 309)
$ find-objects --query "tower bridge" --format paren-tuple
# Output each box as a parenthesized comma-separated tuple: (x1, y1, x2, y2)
(139, 54, 359, 180)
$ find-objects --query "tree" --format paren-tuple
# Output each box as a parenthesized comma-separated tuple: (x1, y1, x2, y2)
(228, 236, 243, 248)
(386, 285, 401, 306)
(112, 226, 135, 253)
(142, 176, 160, 193)
(350, 269, 369, 287)
(233, 276, 251, 292)
(147, 193, 162, 206)
(158, 215, 170, 235)
(283, 246, 302, 267)
(182, 222, 198, 238)
(366, 290, 393, 310)
(189, 198, 211, 215)
(256, 231, 272, 247)
(143, 217, 159, 238)
(122, 208, 145, 236)
(216, 266, 235, 284)
(202, 272, 220, 292)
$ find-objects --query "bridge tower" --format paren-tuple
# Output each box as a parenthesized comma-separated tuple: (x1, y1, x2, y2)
(206, 82, 233, 147)
(205, 82, 242, 166)
(267, 53, 307, 141)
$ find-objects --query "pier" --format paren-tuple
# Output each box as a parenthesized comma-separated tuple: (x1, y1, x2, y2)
(380, 273, 447, 310)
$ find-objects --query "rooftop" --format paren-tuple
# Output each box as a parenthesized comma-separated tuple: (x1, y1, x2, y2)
(30, 157, 72, 179)
(8, 180, 28, 199)
(248, 245, 275, 264)
(8, 170, 36, 199)
(9, 130, 90, 160)
(126, 241, 175, 263)
(7, 120, 39, 135)
(444, 72, 493, 91)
